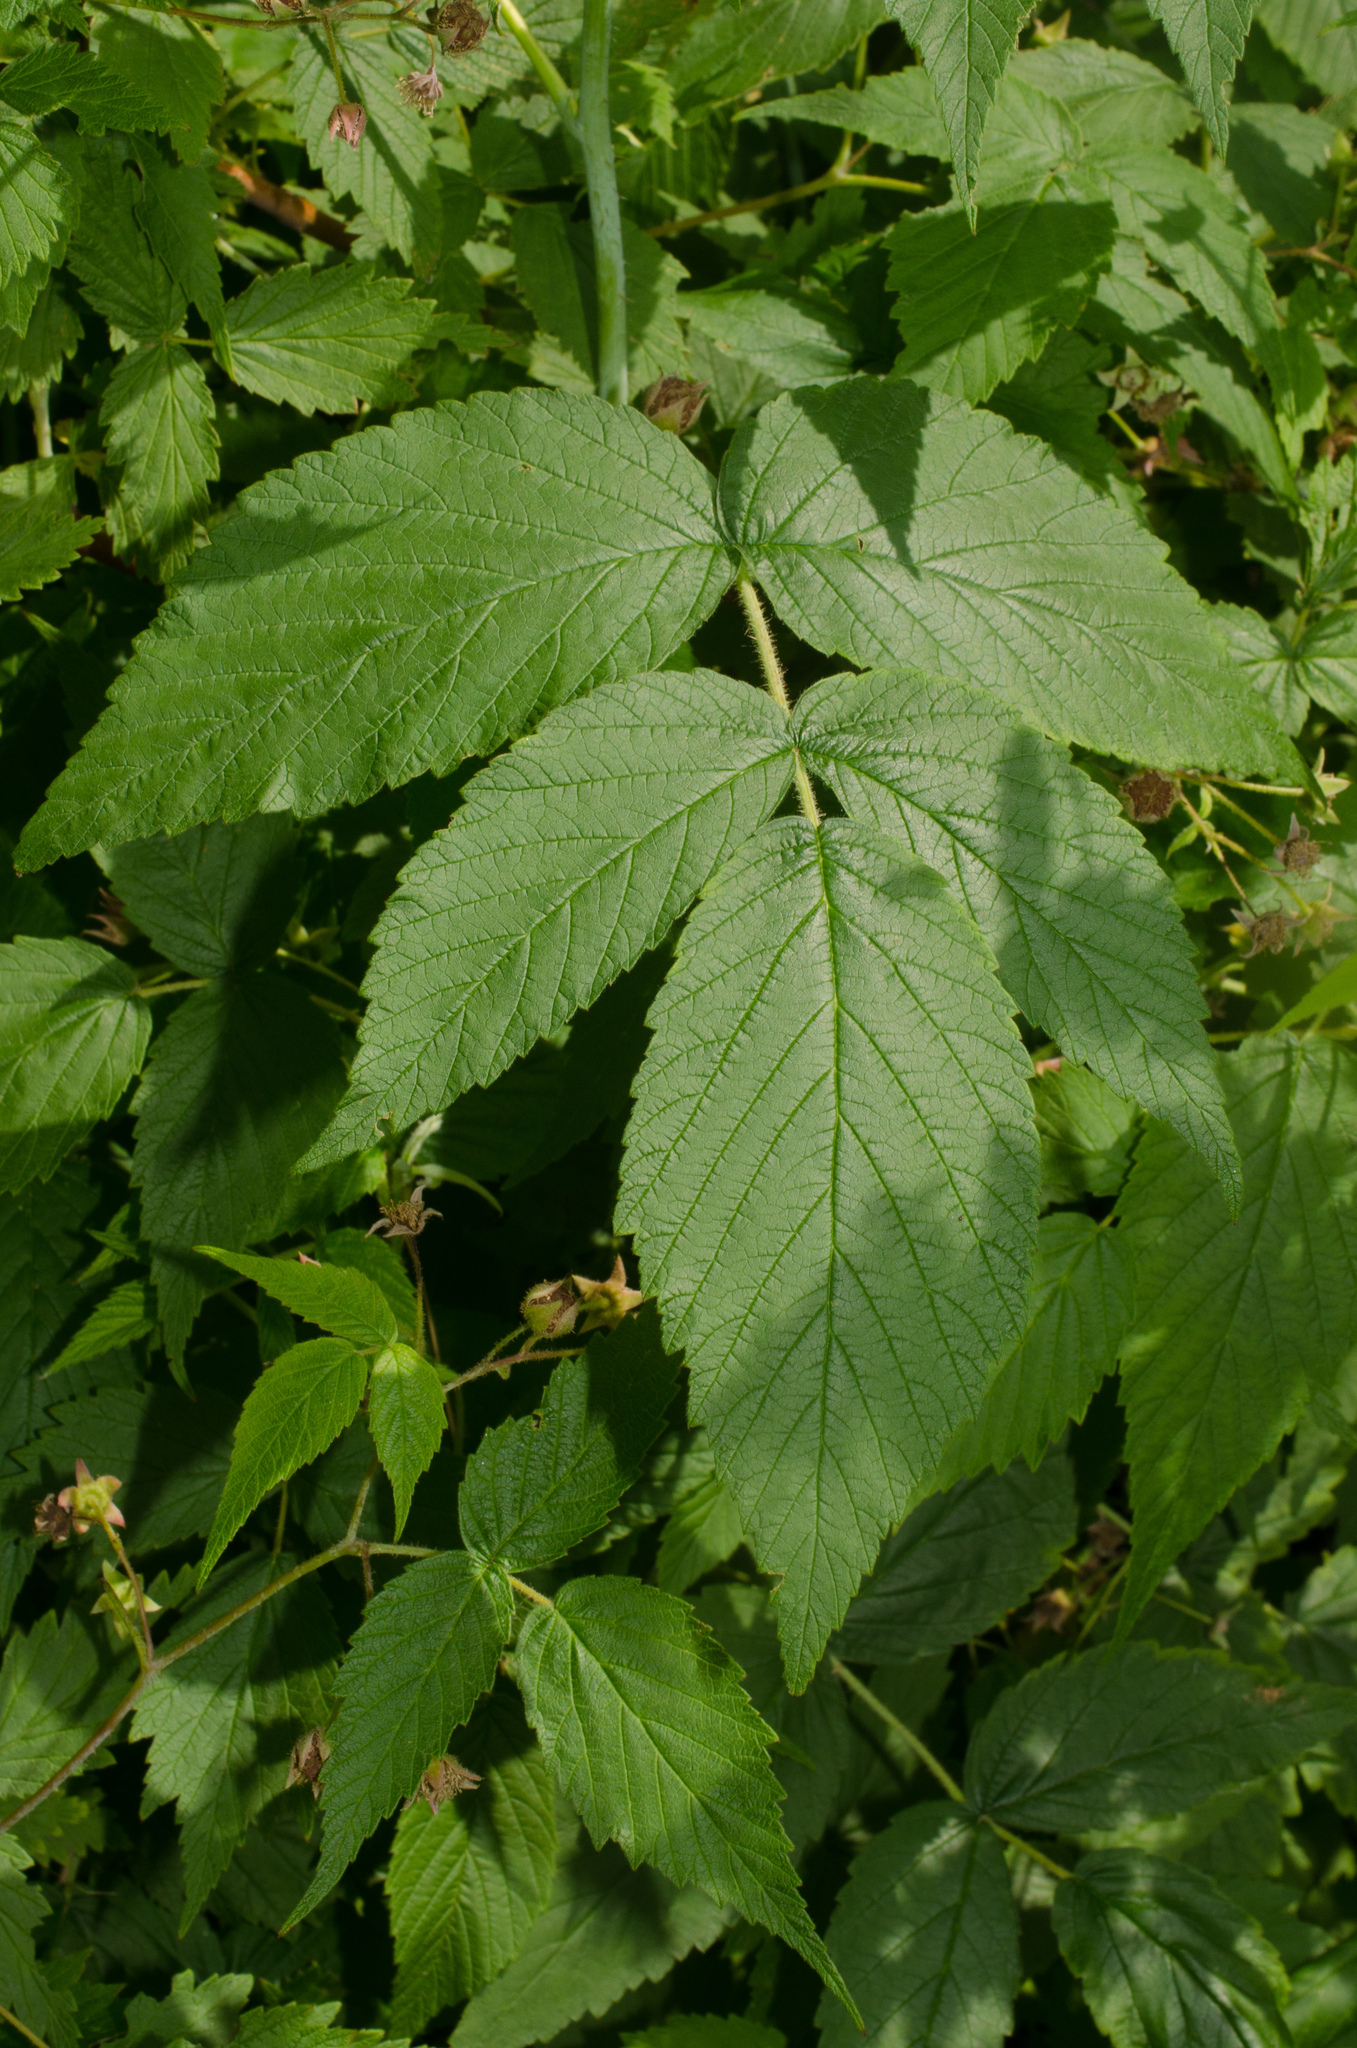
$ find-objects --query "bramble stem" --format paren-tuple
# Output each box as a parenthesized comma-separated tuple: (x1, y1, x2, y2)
(737, 579, 820, 825)
(321, 13, 349, 103)
(831, 1658, 965, 1802)
(496, 0, 576, 119)
(28, 383, 51, 460)
(986, 1819, 1074, 1882)
(579, 0, 628, 405)
(645, 165, 925, 239)
(101, 1517, 155, 1671)
(0, 2004, 50, 2048)
(509, 1574, 554, 1608)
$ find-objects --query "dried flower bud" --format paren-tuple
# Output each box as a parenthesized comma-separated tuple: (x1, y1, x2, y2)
(570, 1254, 645, 1334)
(285, 1728, 331, 1798)
(34, 1493, 74, 1543)
(406, 1755, 482, 1815)
(367, 1179, 442, 1239)
(1119, 769, 1178, 823)
(1028, 1588, 1076, 1634)
(56, 1460, 126, 1536)
(640, 377, 709, 435)
(522, 1277, 579, 1339)
(328, 101, 367, 148)
(435, 0, 487, 53)
(1275, 812, 1324, 875)
(1231, 905, 1303, 958)
(398, 61, 444, 114)
(1086, 1517, 1126, 1562)
(1132, 386, 1187, 427)
(84, 889, 132, 947)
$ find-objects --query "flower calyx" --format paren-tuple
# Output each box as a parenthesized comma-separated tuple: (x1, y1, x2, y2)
(285, 1728, 331, 1798)
(84, 889, 133, 947)
(368, 1179, 442, 1240)
(433, 0, 487, 53)
(640, 377, 709, 435)
(1274, 812, 1325, 875)
(46, 1460, 126, 1539)
(1229, 904, 1305, 958)
(522, 1276, 580, 1339)
(406, 1755, 481, 1815)
(398, 61, 443, 113)
(328, 101, 367, 148)
(571, 1254, 645, 1334)
(1119, 768, 1179, 823)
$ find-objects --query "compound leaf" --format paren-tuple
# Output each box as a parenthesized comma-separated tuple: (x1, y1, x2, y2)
(18, 391, 731, 868)
(222, 264, 440, 416)
(619, 818, 1038, 1689)
(0, 491, 101, 601)
(0, 1605, 136, 1809)
(514, 1574, 857, 2018)
(289, 1550, 515, 1924)
(101, 339, 218, 581)
(1142, 0, 1254, 154)
(197, 1246, 399, 1351)
(106, 816, 301, 978)
(201, 1338, 370, 1581)
(89, 9, 223, 163)
(310, 669, 789, 1164)
(0, 108, 72, 293)
(368, 1343, 446, 1538)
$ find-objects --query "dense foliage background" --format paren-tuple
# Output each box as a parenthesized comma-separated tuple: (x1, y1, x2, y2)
(3, 2, 1357, 2047)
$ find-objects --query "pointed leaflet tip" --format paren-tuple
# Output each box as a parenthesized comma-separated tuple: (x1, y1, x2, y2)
(1143, 0, 1253, 158)
(884, 0, 1031, 220)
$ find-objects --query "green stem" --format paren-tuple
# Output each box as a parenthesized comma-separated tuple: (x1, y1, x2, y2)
(986, 1819, 1073, 1883)
(832, 1658, 965, 1802)
(275, 948, 365, 999)
(737, 579, 820, 824)
(28, 382, 51, 460)
(509, 1573, 554, 1608)
(578, 0, 628, 405)
(496, 0, 576, 120)
(320, 12, 349, 102)
(646, 166, 925, 239)
(0, 2004, 50, 2048)
(135, 979, 211, 998)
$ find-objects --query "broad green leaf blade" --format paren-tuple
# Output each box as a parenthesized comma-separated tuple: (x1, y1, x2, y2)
(89, 9, 223, 163)
(449, 1827, 731, 2048)
(0, 44, 163, 133)
(657, 1476, 745, 1597)
(18, 392, 732, 869)
(0, 1606, 136, 1808)
(387, 1690, 557, 2033)
(513, 205, 688, 397)
(0, 108, 72, 293)
(1115, 1037, 1357, 1633)
(101, 339, 219, 581)
(964, 1641, 1357, 1832)
(223, 264, 439, 416)
(1102, 147, 1280, 357)
(938, 1211, 1132, 1478)
(619, 818, 1038, 1689)
(368, 1344, 446, 1539)
(1011, 40, 1197, 151)
(818, 1803, 1020, 2048)
(1282, 951, 1357, 1025)
(289, 29, 440, 268)
(106, 816, 302, 977)
(43, 1277, 157, 1379)
(0, 280, 82, 403)
(1257, 0, 1357, 94)
(200, 1338, 369, 1581)
(752, 72, 952, 159)
(1285, 1927, 1357, 2048)
(797, 666, 1237, 1196)
(460, 1308, 677, 1570)
(885, 0, 1033, 218)
(1053, 1849, 1289, 2048)
(0, 1835, 74, 2048)
(0, 936, 151, 1194)
(726, 382, 1287, 774)
(669, 0, 885, 114)
(684, 284, 857, 392)
(131, 142, 229, 371)
(835, 1456, 1076, 1662)
(1143, 0, 1254, 154)
(288, 1551, 514, 1925)
(131, 977, 345, 1364)
(0, 474, 101, 600)
(196, 1247, 399, 1350)
(887, 187, 1116, 403)
(111, 1976, 252, 2048)
(310, 669, 789, 1164)
(132, 1552, 337, 1927)
(65, 134, 184, 347)
(515, 1575, 857, 2018)
(0, 1164, 96, 1413)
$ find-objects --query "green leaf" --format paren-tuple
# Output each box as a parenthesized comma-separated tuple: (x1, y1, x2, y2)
(0, 488, 101, 601)
(310, 669, 788, 1163)
(885, 0, 1032, 218)
(621, 818, 1038, 1688)
(200, 1338, 370, 1580)
(1053, 1848, 1289, 2048)
(0, 936, 151, 1195)
(131, 977, 345, 1364)
(131, 142, 229, 371)
(0, 108, 73, 294)
(1102, 146, 1280, 358)
(887, 187, 1117, 403)
(512, 204, 689, 396)
(449, 1827, 730, 2048)
(101, 339, 218, 580)
(726, 381, 1287, 774)
(43, 1277, 158, 1379)
(112, 1971, 251, 2048)
(1227, 101, 1332, 245)
(132, 1552, 337, 1928)
(66, 135, 184, 346)
(0, 277, 81, 401)
(0, 1835, 74, 2048)
(229, 2003, 391, 2048)
(515, 1575, 858, 2017)
(656, 1476, 745, 1597)
(797, 665, 1237, 1196)
(17, 1382, 237, 1550)
(1286, 1927, 1357, 2048)
(288, 1550, 514, 1925)
(683, 283, 858, 391)
(1144, 0, 1254, 153)
(222, 264, 441, 416)
(198, 1245, 399, 1349)
(106, 816, 302, 978)
(1257, 0, 1357, 93)
(669, 0, 884, 114)
(387, 1690, 557, 2034)
(964, 1641, 1357, 1832)
(18, 391, 731, 868)
(316, 1226, 417, 1340)
(835, 1456, 1076, 1662)
(751, 72, 952, 160)
(1115, 1037, 1357, 1634)
(1282, 951, 1357, 1025)
(1012, 40, 1197, 152)
(0, 1606, 136, 1808)
(288, 29, 440, 268)
(368, 1344, 445, 1539)
(818, 1803, 1020, 2048)
(0, 43, 164, 134)
(89, 9, 223, 163)
(938, 1212, 1133, 1478)
(0, 1163, 96, 1402)
(460, 1308, 677, 1570)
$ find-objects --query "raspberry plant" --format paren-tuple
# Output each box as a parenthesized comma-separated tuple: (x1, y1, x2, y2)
(4, 2, 1357, 2047)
